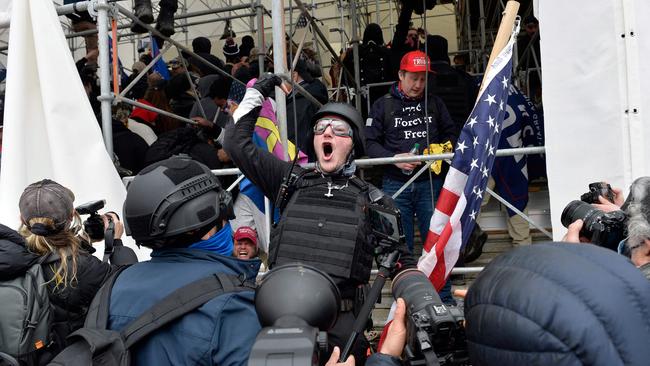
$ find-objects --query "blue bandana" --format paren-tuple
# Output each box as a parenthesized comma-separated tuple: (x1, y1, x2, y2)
(189, 222, 233, 256)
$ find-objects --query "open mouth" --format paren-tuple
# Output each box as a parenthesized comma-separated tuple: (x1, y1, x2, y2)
(237, 250, 249, 259)
(323, 142, 333, 159)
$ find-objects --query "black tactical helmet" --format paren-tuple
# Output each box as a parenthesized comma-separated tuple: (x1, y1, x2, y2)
(310, 102, 366, 157)
(123, 155, 234, 248)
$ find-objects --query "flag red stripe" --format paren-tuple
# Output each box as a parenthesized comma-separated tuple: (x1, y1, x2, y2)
(435, 188, 460, 217)
(377, 319, 393, 350)
(423, 231, 440, 253)
(428, 222, 453, 290)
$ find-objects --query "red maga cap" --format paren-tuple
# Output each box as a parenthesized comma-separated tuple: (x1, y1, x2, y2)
(399, 50, 433, 73)
(234, 226, 258, 246)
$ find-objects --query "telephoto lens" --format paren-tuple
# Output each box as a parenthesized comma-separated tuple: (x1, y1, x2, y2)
(561, 200, 627, 250)
(560, 200, 602, 231)
(391, 269, 458, 360)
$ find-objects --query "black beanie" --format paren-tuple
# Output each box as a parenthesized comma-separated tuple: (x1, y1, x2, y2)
(223, 39, 240, 58)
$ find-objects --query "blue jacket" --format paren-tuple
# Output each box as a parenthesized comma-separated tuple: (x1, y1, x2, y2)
(365, 83, 457, 182)
(465, 243, 650, 366)
(108, 248, 261, 366)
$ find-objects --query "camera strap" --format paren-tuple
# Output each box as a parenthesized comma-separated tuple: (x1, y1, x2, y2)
(103, 219, 115, 263)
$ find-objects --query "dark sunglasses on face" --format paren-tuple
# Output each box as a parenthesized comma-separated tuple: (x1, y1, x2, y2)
(313, 118, 353, 137)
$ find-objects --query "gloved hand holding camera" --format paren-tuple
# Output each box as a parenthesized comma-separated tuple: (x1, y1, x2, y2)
(76, 200, 124, 242)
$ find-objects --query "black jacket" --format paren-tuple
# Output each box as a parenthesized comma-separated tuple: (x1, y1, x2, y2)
(112, 119, 149, 174)
(465, 243, 650, 366)
(0, 224, 115, 346)
(189, 51, 226, 77)
(144, 127, 221, 170)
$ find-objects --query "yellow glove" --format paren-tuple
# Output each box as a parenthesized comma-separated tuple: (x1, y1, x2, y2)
(423, 141, 453, 174)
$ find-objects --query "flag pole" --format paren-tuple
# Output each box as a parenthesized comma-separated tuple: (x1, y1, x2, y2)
(111, 18, 119, 94)
(478, 0, 520, 94)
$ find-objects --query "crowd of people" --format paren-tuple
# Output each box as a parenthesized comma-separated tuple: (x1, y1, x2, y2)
(7, 2, 648, 366)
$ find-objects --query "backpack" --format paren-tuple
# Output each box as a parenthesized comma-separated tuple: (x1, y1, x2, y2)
(0, 255, 57, 366)
(48, 268, 255, 366)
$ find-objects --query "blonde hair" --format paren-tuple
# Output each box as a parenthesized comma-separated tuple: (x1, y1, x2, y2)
(19, 213, 84, 290)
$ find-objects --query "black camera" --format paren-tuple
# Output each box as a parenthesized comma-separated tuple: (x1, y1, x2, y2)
(76, 200, 107, 241)
(248, 264, 340, 366)
(368, 204, 405, 254)
(580, 182, 615, 204)
(392, 269, 468, 366)
(561, 200, 627, 251)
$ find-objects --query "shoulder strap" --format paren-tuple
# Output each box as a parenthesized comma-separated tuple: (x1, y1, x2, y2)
(383, 94, 393, 125)
(348, 176, 369, 192)
(84, 266, 130, 329)
(121, 273, 254, 348)
(38, 252, 60, 265)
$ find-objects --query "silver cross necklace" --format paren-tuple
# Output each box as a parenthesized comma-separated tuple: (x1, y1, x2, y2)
(324, 180, 349, 198)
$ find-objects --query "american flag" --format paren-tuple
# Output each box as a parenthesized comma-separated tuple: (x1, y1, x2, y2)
(379, 24, 519, 347)
(419, 36, 516, 291)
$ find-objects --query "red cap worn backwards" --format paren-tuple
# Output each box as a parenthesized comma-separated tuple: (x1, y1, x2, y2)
(399, 50, 433, 73)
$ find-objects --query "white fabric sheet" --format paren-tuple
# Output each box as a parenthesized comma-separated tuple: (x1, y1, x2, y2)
(0, 0, 150, 260)
(540, 0, 650, 240)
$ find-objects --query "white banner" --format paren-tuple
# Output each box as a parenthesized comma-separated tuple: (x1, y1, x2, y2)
(0, 0, 150, 259)
(540, 0, 650, 240)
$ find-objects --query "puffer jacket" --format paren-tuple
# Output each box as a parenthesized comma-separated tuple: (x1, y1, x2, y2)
(0, 224, 114, 348)
(465, 243, 650, 366)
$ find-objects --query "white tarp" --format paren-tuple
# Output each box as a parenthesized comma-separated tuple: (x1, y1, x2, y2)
(540, 0, 650, 240)
(0, 0, 150, 260)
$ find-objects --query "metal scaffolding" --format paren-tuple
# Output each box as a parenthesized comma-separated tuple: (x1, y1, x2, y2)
(2, 0, 547, 244)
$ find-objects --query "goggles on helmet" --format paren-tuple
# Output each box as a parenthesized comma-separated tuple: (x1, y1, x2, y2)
(313, 118, 353, 137)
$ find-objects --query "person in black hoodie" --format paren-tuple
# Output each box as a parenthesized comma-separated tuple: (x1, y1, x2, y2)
(424, 35, 478, 134)
(0, 180, 121, 360)
(189, 36, 226, 77)
(342, 23, 392, 118)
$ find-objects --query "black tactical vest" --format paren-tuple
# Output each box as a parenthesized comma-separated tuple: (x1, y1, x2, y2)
(269, 172, 375, 293)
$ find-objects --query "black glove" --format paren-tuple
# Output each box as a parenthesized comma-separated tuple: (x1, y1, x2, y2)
(253, 73, 283, 98)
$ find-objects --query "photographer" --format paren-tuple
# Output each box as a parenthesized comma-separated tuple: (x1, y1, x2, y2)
(0, 179, 122, 361)
(564, 177, 650, 279)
